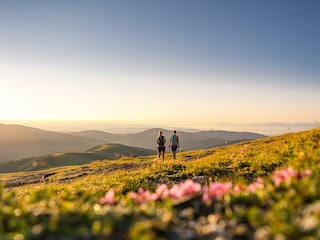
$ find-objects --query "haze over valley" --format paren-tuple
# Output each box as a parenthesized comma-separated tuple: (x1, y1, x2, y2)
(0, 123, 266, 165)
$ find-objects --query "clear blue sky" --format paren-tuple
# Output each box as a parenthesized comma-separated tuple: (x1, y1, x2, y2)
(1, 1, 319, 129)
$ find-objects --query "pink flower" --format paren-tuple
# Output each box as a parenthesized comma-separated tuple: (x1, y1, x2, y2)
(247, 177, 264, 192)
(100, 168, 312, 206)
(272, 167, 295, 186)
(272, 167, 312, 186)
(202, 182, 232, 202)
(156, 184, 170, 199)
(168, 179, 202, 199)
(302, 169, 312, 177)
(128, 188, 158, 204)
(125, 180, 202, 204)
(181, 179, 202, 195)
(233, 183, 246, 194)
(156, 184, 169, 195)
(150, 180, 202, 201)
(99, 189, 116, 205)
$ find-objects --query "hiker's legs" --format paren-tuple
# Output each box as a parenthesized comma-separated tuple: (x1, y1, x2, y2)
(162, 147, 165, 160)
(158, 147, 162, 159)
(158, 146, 165, 160)
(171, 145, 177, 160)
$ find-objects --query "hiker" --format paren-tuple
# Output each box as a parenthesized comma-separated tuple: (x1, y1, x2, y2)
(169, 130, 180, 160)
(156, 130, 166, 160)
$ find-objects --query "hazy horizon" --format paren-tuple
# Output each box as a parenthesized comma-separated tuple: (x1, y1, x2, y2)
(1, 120, 318, 136)
(1, 1, 319, 128)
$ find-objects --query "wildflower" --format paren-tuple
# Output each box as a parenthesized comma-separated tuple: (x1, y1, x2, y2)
(99, 189, 116, 205)
(181, 179, 202, 195)
(233, 183, 246, 194)
(247, 177, 264, 192)
(128, 188, 158, 204)
(202, 182, 232, 202)
(300, 169, 312, 178)
(165, 179, 202, 200)
(272, 167, 296, 186)
(169, 184, 182, 199)
(156, 183, 170, 199)
(272, 167, 312, 186)
(99, 167, 311, 206)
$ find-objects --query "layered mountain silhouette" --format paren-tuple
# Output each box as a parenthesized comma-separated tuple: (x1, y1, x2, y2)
(69, 128, 266, 151)
(0, 143, 155, 173)
(0, 123, 266, 164)
(0, 123, 103, 162)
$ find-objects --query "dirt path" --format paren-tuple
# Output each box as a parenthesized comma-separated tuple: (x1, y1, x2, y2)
(1, 162, 152, 188)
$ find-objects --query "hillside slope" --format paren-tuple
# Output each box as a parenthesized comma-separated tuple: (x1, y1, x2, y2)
(0, 124, 104, 162)
(2, 128, 318, 188)
(0, 143, 156, 173)
(0, 129, 319, 239)
(0, 123, 265, 162)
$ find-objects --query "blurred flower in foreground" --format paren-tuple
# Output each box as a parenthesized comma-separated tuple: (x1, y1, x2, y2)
(272, 167, 312, 186)
(128, 179, 202, 204)
(202, 182, 232, 202)
(99, 189, 116, 205)
(247, 177, 264, 192)
(99, 168, 312, 206)
(128, 188, 158, 204)
(169, 179, 202, 199)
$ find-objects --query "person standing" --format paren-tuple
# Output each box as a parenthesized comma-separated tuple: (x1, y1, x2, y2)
(169, 130, 180, 160)
(156, 130, 166, 160)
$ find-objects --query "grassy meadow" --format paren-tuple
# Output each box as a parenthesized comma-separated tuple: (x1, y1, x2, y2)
(0, 128, 319, 239)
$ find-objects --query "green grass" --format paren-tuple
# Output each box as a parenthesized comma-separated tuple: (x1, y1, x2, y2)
(0, 128, 319, 239)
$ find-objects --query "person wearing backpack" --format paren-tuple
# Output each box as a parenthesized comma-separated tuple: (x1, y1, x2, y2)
(156, 130, 166, 160)
(169, 130, 180, 160)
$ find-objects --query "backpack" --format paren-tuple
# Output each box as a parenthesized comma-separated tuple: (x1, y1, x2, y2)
(171, 135, 178, 145)
(157, 136, 165, 146)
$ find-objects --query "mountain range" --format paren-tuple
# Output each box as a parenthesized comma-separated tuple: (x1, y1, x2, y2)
(0, 123, 266, 163)
(0, 143, 155, 173)
(68, 128, 266, 151)
(0, 123, 103, 162)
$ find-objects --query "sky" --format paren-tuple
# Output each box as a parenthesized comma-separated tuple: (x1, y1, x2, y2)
(1, 1, 320, 131)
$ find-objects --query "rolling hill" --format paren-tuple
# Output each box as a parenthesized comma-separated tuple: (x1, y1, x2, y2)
(0, 143, 156, 173)
(0, 123, 265, 163)
(0, 128, 319, 239)
(69, 128, 266, 150)
(0, 123, 105, 162)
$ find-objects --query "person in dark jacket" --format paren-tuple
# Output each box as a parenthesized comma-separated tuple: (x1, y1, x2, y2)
(156, 130, 166, 160)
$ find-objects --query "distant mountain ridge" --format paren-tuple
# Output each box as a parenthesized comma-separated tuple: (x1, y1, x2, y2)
(0, 123, 103, 162)
(69, 128, 266, 150)
(0, 123, 266, 163)
(0, 143, 156, 173)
